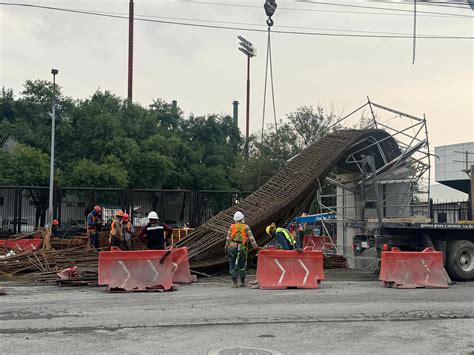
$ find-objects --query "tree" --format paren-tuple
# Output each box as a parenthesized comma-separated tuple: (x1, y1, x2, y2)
(0, 144, 49, 186)
(286, 105, 338, 149)
(61, 156, 129, 188)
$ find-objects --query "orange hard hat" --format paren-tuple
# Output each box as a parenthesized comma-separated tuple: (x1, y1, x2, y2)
(116, 211, 124, 217)
(94, 206, 102, 213)
(122, 213, 129, 221)
(52, 219, 59, 225)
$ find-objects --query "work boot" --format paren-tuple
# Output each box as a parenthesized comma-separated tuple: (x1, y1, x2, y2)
(239, 279, 246, 287)
(232, 279, 239, 288)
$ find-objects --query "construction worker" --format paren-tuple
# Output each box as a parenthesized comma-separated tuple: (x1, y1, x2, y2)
(137, 211, 173, 250)
(86, 206, 103, 249)
(225, 211, 259, 288)
(297, 212, 308, 249)
(266, 223, 296, 250)
(110, 211, 124, 249)
(51, 219, 60, 237)
(122, 213, 134, 250)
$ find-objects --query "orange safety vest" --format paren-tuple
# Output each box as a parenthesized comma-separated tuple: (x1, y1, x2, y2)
(110, 219, 121, 236)
(229, 223, 248, 245)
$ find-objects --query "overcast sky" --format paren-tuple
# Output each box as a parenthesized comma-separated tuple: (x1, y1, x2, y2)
(1, 0, 473, 150)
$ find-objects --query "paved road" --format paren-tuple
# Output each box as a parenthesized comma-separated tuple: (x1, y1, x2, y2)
(1, 278, 473, 354)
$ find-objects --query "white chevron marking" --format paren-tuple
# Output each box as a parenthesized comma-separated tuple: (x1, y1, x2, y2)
(147, 260, 160, 282)
(118, 261, 131, 289)
(172, 262, 178, 273)
(298, 259, 309, 285)
(274, 259, 286, 284)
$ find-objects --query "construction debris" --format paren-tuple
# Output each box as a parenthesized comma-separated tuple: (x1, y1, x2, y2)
(0, 245, 98, 283)
(178, 129, 401, 270)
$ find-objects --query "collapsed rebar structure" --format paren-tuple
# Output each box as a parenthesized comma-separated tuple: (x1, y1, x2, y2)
(179, 128, 402, 269)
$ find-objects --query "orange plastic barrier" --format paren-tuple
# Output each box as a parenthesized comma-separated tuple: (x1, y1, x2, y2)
(0, 238, 42, 252)
(98, 250, 174, 291)
(379, 247, 449, 289)
(171, 247, 196, 284)
(256, 248, 324, 289)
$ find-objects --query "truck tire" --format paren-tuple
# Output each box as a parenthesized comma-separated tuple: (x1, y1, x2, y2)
(446, 240, 474, 281)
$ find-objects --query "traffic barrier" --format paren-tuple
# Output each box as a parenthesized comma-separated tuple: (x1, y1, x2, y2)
(379, 247, 449, 289)
(98, 249, 175, 291)
(256, 247, 324, 289)
(303, 236, 334, 251)
(0, 238, 42, 252)
(171, 247, 196, 284)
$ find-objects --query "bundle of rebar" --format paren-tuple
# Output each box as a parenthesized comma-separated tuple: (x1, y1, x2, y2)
(323, 255, 349, 269)
(0, 245, 98, 282)
(178, 129, 401, 270)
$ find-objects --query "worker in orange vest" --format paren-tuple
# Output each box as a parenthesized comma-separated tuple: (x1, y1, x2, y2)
(110, 211, 124, 249)
(225, 211, 258, 288)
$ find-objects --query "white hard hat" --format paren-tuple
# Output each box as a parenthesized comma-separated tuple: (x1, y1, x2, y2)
(233, 211, 244, 222)
(148, 211, 159, 220)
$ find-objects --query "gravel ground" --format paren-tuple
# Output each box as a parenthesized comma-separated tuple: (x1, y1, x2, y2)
(0, 271, 473, 354)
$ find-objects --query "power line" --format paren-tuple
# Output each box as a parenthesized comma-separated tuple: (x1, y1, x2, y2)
(62, 8, 452, 36)
(181, 0, 474, 18)
(1, 2, 473, 39)
(296, 0, 473, 17)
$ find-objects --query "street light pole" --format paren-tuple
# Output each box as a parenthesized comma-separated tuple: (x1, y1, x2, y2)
(48, 69, 59, 227)
(238, 36, 256, 159)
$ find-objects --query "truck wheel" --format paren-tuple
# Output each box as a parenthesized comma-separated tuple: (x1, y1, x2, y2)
(446, 240, 474, 281)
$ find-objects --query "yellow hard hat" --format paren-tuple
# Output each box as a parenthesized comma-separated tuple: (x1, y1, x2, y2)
(266, 223, 276, 235)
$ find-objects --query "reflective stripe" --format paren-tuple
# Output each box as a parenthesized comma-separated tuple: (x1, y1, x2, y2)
(148, 226, 164, 231)
(276, 227, 296, 245)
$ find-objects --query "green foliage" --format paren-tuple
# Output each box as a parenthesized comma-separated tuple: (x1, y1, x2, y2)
(1, 80, 338, 191)
(0, 144, 50, 186)
(61, 156, 128, 188)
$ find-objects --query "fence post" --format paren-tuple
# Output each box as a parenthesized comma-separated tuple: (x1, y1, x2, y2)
(57, 187, 63, 224)
(13, 187, 19, 234)
(160, 190, 165, 221)
(130, 188, 134, 221)
(17, 188, 23, 233)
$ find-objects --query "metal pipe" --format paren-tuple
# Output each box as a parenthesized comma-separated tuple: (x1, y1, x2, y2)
(245, 55, 250, 158)
(48, 69, 58, 226)
(127, 0, 134, 104)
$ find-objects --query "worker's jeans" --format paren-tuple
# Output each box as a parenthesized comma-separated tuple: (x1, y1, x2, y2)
(296, 231, 305, 249)
(227, 246, 247, 282)
(276, 233, 294, 250)
(89, 231, 100, 249)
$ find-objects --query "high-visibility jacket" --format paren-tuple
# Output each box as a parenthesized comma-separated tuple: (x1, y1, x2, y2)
(110, 218, 121, 237)
(229, 223, 248, 245)
(276, 227, 296, 245)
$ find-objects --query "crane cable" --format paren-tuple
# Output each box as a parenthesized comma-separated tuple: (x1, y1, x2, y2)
(413, 0, 417, 64)
(261, 1, 279, 148)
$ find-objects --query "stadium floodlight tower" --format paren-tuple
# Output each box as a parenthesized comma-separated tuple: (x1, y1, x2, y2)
(238, 35, 256, 158)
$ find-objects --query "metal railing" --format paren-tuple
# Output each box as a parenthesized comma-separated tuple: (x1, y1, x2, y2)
(0, 186, 253, 237)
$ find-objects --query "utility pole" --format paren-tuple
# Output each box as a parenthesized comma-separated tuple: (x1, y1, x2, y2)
(238, 36, 256, 158)
(48, 69, 59, 227)
(127, 0, 134, 104)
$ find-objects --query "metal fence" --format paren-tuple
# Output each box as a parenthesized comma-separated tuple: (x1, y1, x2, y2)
(433, 201, 469, 223)
(0, 186, 252, 236)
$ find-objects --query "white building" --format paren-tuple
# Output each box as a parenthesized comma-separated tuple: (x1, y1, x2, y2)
(435, 142, 474, 194)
